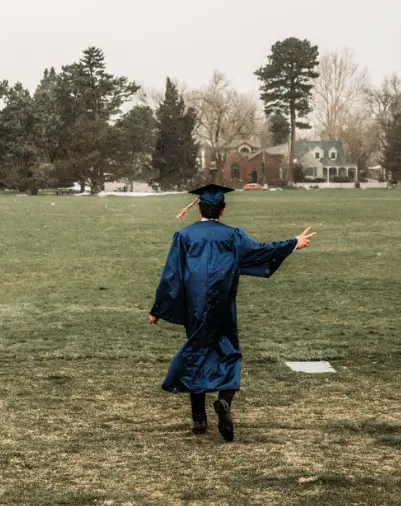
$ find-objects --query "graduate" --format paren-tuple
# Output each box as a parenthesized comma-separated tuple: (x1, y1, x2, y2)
(149, 184, 316, 442)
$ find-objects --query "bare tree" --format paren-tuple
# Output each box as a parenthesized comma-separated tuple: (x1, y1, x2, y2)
(186, 71, 260, 180)
(313, 48, 369, 139)
(364, 74, 401, 178)
(366, 74, 401, 148)
(342, 110, 380, 175)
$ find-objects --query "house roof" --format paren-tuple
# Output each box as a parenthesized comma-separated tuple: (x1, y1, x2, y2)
(295, 140, 346, 166)
(230, 138, 261, 149)
(248, 143, 288, 160)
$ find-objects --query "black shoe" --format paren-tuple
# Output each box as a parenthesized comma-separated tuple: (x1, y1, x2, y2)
(213, 399, 234, 442)
(192, 420, 208, 435)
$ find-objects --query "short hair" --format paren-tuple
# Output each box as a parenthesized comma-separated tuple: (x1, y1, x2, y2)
(199, 201, 225, 220)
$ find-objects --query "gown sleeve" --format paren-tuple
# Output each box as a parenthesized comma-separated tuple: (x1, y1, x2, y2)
(150, 232, 188, 326)
(235, 227, 297, 278)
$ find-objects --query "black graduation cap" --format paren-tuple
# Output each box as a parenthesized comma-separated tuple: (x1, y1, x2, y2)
(189, 184, 234, 206)
(177, 184, 234, 220)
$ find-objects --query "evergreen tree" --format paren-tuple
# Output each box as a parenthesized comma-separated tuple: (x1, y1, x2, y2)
(269, 113, 290, 146)
(0, 79, 7, 98)
(58, 47, 139, 121)
(33, 67, 64, 165)
(116, 105, 157, 184)
(0, 73, 69, 193)
(255, 38, 319, 182)
(54, 47, 140, 192)
(0, 84, 49, 194)
(383, 113, 401, 181)
(152, 78, 198, 190)
(55, 119, 132, 191)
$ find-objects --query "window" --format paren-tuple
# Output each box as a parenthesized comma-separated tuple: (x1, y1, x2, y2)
(330, 150, 337, 160)
(231, 163, 240, 179)
(240, 147, 250, 155)
(315, 151, 320, 159)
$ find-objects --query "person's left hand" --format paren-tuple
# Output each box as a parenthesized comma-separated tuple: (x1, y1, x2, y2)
(149, 315, 159, 325)
(296, 227, 317, 249)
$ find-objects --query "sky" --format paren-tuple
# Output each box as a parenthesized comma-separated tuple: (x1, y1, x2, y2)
(1, 0, 400, 96)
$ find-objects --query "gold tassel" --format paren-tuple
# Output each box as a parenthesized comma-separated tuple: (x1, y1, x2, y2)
(176, 197, 199, 220)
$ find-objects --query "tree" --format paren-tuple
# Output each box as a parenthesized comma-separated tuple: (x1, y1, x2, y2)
(313, 48, 368, 140)
(59, 47, 139, 121)
(293, 162, 305, 182)
(33, 67, 64, 165)
(0, 73, 73, 193)
(152, 78, 198, 190)
(116, 105, 157, 185)
(382, 113, 401, 181)
(255, 38, 319, 183)
(54, 47, 140, 192)
(55, 119, 133, 190)
(268, 113, 290, 145)
(187, 71, 259, 182)
(366, 75, 401, 155)
(311, 49, 379, 176)
(341, 111, 380, 179)
(0, 78, 7, 98)
(366, 75, 401, 124)
(0, 83, 53, 194)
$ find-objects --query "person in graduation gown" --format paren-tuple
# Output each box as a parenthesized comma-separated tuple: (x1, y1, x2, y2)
(149, 184, 316, 442)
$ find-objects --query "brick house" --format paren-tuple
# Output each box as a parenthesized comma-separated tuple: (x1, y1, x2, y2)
(219, 141, 287, 187)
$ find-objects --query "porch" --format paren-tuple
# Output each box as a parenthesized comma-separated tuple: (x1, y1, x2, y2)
(322, 166, 358, 182)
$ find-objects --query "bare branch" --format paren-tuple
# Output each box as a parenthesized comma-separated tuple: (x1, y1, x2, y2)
(185, 71, 260, 168)
(312, 48, 369, 139)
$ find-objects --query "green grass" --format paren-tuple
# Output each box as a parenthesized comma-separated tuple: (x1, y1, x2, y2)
(0, 189, 400, 506)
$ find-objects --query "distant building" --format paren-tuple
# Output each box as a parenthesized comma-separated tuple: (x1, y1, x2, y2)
(295, 140, 358, 182)
(198, 138, 359, 185)
(222, 142, 288, 186)
(199, 139, 287, 187)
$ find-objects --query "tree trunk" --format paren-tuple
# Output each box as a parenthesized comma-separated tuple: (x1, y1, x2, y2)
(288, 106, 296, 184)
(213, 151, 225, 185)
(29, 181, 39, 195)
(262, 150, 266, 185)
(91, 171, 104, 194)
(80, 181, 86, 193)
(91, 181, 102, 194)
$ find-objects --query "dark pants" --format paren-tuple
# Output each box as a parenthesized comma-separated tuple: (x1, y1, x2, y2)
(190, 391, 236, 422)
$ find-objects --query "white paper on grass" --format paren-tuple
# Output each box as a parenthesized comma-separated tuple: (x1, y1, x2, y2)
(285, 361, 337, 373)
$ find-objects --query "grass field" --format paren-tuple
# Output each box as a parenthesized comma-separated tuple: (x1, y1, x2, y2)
(0, 190, 400, 506)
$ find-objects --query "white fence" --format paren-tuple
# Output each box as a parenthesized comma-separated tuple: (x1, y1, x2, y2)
(296, 182, 389, 190)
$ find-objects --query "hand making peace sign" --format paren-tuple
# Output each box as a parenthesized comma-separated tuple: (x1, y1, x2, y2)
(296, 227, 317, 250)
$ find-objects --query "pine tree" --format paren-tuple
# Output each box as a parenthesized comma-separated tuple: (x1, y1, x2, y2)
(116, 106, 157, 184)
(0, 84, 50, 194)
(54, 47, 140, 192)
(383, 113, 401, 181)
(152, 78, 198, 190)
(33, 67, 64, 165)
(0, 78, 7, 98)
(255, 38, 319, 183)
(269, 113, 290, 146)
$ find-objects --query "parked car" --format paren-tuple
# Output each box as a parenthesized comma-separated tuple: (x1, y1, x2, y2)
(243, 183, 266, 191)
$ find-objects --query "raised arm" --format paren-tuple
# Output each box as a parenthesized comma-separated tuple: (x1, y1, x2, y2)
(235, 227, 316, 278)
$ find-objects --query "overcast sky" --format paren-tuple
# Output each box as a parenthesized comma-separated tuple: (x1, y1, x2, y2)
(1, 0, 399, 95)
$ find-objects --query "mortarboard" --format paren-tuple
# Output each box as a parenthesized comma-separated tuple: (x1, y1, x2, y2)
(176, 184, 235, 220)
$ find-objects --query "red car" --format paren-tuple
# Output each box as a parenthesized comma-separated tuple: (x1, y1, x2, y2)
(243, 183, 266, 191)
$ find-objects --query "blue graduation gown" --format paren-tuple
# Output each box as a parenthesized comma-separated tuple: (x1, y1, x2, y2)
(150, 221, 297, 394)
